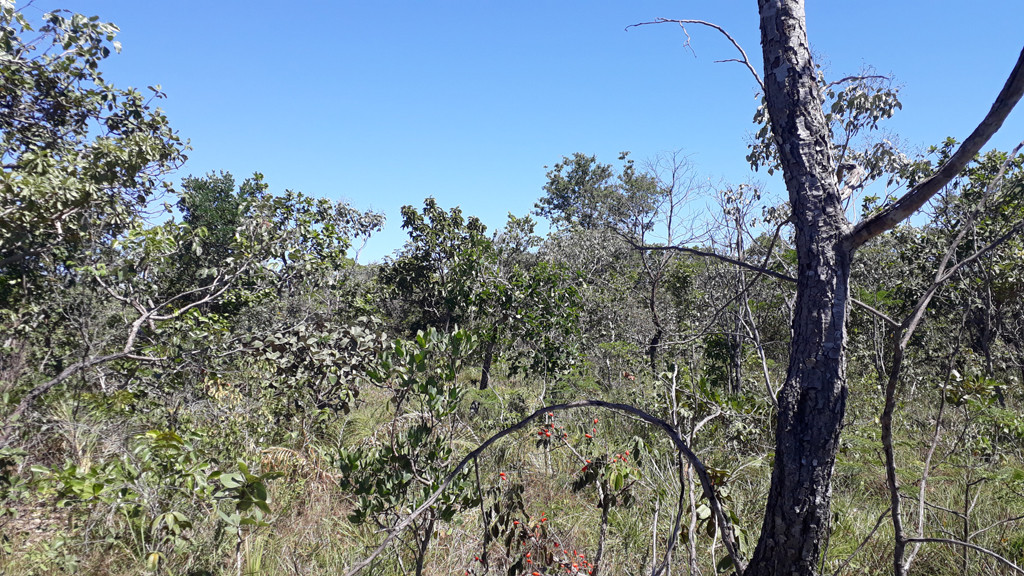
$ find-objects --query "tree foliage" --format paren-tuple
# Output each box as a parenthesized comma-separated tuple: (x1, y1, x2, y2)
(0, 4, 184, 284)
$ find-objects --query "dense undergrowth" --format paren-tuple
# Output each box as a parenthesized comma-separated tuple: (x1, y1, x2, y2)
(2, 326, 1022, 575)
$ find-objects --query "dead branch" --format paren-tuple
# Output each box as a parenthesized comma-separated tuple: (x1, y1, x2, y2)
(904, 338, 961, 569)
(879, 142, 1024, 576)
(626, 18, 765, 92)
(635, 240, 899, 327)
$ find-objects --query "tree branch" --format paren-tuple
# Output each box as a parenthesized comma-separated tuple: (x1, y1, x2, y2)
(634, 241, 899, 326)
(903, 538, 1024, 575)
(825, 75, 892, 88)
(904, 336, 961, 571)
(1, 352, 132, 445)
(848, 46, 1024, 249)
(626, 18, 765, 92)
(879, 140, 1024, 573)
(636, 243, 794, 283)
(970, 514, 1024, 539)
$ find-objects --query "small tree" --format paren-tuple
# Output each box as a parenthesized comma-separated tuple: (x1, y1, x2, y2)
(382, 200, 582, 389)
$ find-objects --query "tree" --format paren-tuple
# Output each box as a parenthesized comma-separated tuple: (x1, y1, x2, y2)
(476, 215, 582, 388)
(340, 7, 1024, 575)
(740, 5, 1024, 575)
(341, 328, 480, 576)
(382, 200, 582, 389)
(178, 173, 246, 260)
(0, 5, 184, 282)
(0, 172, 384, 445)
(537, 152, 705, 371)
(1, 3, 186, 444)
(380, 198, 490, 335)
(534, 153, 618, 231)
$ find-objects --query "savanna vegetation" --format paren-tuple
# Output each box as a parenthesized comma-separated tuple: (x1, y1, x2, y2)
(2, 2, 1024, 576)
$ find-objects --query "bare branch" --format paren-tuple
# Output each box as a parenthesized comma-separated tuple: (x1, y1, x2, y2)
(637, 242, 794, 283)
(970, 514, 1024, 539)
(1, 352, 130, 445)
(912, 496, 965, 519)
(148, 280, 233, 321)
(903, 538, 1024, 575)
(825, 75, 892, 88)
(848, 46, 1024, 249)
(905, 336, 962, 571)
(626, 18, 765, 92)
(879, 139, 1024, 574)
(123, 354, 166, 362)
(936, 218, 1024, 286)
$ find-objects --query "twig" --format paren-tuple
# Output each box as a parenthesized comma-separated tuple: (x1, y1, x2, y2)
(831, 507, 892, 576)
(905, 336, 962, 570)
(635, 240, 899, 327)
(971, 514, 1024, 539)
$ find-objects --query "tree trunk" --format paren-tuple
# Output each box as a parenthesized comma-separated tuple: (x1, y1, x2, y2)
(647, 270, 664, 371)
(479, 339, 496, 390)
(747, 2, 853, 574)
(647, 327, 663, 372)
(414, 512, 436, 576)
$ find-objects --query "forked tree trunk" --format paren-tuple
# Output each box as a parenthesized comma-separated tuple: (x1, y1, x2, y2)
(747, 2, 853, 574)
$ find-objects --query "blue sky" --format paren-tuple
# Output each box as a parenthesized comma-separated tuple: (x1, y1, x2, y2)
(35, 1, 1024, 261)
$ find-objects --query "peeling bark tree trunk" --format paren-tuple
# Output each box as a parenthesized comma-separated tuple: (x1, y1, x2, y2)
(747, 2, 855, 574)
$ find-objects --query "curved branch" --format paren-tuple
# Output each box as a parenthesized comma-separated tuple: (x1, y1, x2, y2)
(341, 400, 746, 576)
(903, 538, 1024, 575)
(848, 46, 1024, 249)
(936, 218, 1024, 287)
(627, 18, 765, 92)
(879, 141, 1024, 574)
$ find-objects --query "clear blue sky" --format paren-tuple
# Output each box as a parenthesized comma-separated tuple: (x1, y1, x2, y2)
(33, 1, 1024, 261)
